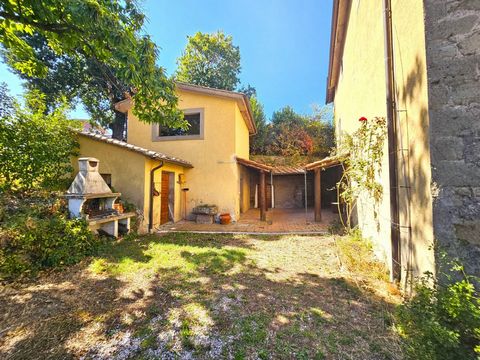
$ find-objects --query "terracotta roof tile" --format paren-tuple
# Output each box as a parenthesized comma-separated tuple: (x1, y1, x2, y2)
(236, 157, 273, 171)
(76, 130, 193, 168)
(272, 166, 306, 175)
(304, 154, 345, 170)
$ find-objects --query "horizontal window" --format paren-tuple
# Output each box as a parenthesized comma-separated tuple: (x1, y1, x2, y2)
(152, 108, 204, 141)
(159, 112, 201, 137)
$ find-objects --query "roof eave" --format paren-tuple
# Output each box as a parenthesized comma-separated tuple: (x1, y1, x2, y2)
(114, 83, 257, 135)
(236, 156, 272, 172)
(114, 98, 132, 113)
(75, 130, 193, 168)
(304, 154, 346, 170)
(242, 95, 257, 136)
(325, 0, 352, 104)
(175, 82, 257, 135)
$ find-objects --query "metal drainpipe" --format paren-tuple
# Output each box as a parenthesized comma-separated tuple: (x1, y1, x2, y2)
(149, 161, 164, 233)
(383, 0, 401, 282)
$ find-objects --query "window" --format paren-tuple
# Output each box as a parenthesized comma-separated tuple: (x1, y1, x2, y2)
(159, 113, 200, 137)
(101, 173, 112, 187)
(153, 108, 204, 141)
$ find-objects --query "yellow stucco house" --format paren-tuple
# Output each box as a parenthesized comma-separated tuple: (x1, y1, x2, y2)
(327, 0, 480, 286)
(74, 82, 256, 232)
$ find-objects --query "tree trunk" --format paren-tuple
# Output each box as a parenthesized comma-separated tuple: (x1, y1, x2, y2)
(110, 110, 126, 140)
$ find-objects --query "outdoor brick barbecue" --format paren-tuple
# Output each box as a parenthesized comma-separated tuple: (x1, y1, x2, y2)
(65, 157, 135, 237)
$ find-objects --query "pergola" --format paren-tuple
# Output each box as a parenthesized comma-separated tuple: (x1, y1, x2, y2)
(236, 157, 273, 221)
(304, 154, 344, 222)
(237, 155, 344, 223)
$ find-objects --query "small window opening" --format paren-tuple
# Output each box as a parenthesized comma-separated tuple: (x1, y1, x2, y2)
(159, 112, 201, 137)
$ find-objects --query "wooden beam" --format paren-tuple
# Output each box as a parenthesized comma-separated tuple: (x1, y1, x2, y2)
(314, 168, 322, 222)
(259, 171, 266, 221)
(305, 154, 345, 170)
(236, 157, 272, 172)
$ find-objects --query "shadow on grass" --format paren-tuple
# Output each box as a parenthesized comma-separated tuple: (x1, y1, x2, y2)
(0, 233, 402, 360)
(180, 249, 247, 275)
(159, 232, 259, 248)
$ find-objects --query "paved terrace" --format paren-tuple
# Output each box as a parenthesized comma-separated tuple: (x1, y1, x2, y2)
(158, 208, 337, 234)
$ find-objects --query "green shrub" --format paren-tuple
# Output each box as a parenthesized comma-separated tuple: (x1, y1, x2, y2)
(396, 263, 480, 359)
(0, 86, 78, 192)
(0, 192, 102, 280)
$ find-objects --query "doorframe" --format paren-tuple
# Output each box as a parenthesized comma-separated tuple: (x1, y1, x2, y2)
(160, 171, 175, 224)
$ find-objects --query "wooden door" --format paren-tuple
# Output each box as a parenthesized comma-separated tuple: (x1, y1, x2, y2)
(160, 172, 170, 224)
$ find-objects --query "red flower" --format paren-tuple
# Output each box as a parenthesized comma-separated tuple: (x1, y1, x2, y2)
(359, 116, 368, 122)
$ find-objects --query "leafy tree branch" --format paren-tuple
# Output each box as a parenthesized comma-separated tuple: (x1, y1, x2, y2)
(0, 0, 185, 139)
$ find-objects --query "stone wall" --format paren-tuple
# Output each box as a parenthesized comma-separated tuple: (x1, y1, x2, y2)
(424, 0, 480, 276)
(273, 175, 314, 209)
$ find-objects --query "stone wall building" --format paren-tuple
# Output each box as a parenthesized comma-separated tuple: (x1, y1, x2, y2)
(424, 0, 480, 278)
(326, 0, 479, 287)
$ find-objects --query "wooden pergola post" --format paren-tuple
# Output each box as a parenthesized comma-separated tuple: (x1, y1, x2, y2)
(259, 170, 266, 221)
(314, 168, 322, 222)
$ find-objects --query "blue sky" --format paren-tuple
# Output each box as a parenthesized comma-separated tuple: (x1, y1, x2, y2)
(0, 0, 333, 119)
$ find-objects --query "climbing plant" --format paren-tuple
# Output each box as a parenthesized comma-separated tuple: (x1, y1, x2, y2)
(335, 117, 387, 230)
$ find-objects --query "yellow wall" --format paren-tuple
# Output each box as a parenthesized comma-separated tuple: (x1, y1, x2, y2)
(74, 136, 186, 233)
(239, 165, 251, 213)
(127, 88, 250, 220)
(235, 105, 250, 159)
(75, 136, 147, 215)
(235, 104, 251, 214)
(333, 0, 435, 284)
(145, 160, 185, 228)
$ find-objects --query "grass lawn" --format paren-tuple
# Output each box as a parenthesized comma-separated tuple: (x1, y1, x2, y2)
(0, 233, 403, 359)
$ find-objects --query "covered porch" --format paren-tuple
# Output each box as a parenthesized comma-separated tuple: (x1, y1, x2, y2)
(237, 156, 344, 224)
(158, 155, 344, 234)
(158, 207, 337, 234)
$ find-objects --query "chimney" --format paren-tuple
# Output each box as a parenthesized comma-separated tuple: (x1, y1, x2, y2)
(67, 157, 112, 195)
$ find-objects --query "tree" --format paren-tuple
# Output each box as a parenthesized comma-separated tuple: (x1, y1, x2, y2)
(253, 105, 334, 159)
(0, 82, 14, 118)
(249, 96, 268, 154)
(268, 122, 313, 157)
(176, 31, 241, 91)
(238, 84, 257, 99)
(271, 106, 305, 128)
(0, 86, 78, 191)
(267, 106, 312, 157)
(0, 0, 185, 139)
(305, 105, 335, 157)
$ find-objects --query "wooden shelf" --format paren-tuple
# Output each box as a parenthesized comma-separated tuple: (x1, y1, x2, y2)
(87, 212, 136, 225)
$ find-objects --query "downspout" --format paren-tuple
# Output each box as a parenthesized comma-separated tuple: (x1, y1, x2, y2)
(149, 161, 164, 233)
(383, 0, 401, 282)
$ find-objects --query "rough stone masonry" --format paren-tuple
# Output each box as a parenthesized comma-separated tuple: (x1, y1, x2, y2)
(424, 0, 480, 276)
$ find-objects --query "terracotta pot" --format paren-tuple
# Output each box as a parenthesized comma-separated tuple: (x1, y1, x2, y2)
(219, 213, 231, 225)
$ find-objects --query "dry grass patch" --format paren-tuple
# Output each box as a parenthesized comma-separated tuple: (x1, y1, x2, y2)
(0, 232, 402, 359)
